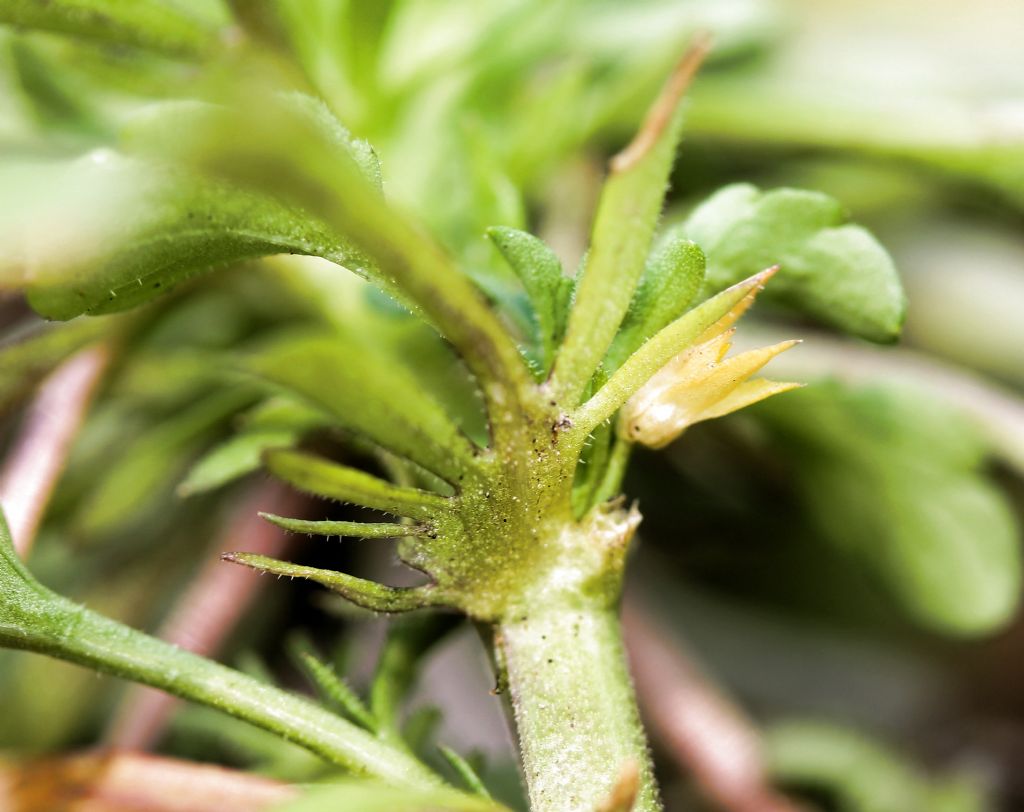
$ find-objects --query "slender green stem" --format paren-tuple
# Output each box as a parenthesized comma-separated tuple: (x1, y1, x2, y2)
(0, 556, 439, 789)
(497, 605, 659, 812)
(593, 437, 634, 506)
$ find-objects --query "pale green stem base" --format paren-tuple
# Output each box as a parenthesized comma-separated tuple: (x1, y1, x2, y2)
(498, 606, 659, 812)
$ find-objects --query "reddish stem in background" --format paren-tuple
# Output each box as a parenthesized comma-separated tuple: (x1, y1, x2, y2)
(623, 598, 806, 812)
(106, 482, 303, 750)
(0, 750, 295, 812)
(0, 344, 110, 558)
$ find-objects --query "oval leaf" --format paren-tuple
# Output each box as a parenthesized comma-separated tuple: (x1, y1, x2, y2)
(685, 183, 906, 342)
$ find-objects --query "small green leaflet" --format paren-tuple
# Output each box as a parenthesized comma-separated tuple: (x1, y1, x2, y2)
(685, 183, 906, 342)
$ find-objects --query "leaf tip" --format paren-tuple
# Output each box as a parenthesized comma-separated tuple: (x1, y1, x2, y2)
(610, 33, 713, 173)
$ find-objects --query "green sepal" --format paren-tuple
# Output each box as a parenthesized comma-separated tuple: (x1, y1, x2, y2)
(222, 552, 446, 613)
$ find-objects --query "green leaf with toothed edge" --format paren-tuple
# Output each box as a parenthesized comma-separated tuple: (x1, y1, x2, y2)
(684, 183, 905, 342)
(288, 635, 377, 731)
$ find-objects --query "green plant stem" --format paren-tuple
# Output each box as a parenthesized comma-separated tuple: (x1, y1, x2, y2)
(0, 525, 440, 789)
(592, 437, 634, 507)
(18, 610, 439, 788)
(497, 605, 659, 812)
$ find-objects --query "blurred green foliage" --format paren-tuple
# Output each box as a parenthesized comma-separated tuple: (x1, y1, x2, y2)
(0, 1, 1022, 810)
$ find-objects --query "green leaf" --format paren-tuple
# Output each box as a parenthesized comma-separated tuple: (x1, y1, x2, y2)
(605, 232, 706, 372)
(369, 615, 456, 739)
(265, 449, 451, 521)
(684, 183, 905, 342)
(289, 637, 377, 730)
(259, 512, 424, 539)
(439, 745, 492, 799)
(178, 429, 299, 497)
(179, 395, 329, 496)
(552, 39, 710, 404)
(758, 382, 1021, 635)
(8, 150, 363, 321)
(244, 333, 479, 482)
(222, 552, 446, 613)
(0, 0, 219, 57)
(166, 88, 535, 430)
(487, 226, 572, 373)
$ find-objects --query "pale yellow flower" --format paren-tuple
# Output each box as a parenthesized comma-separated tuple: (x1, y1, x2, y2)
(621, 270, 801, 448)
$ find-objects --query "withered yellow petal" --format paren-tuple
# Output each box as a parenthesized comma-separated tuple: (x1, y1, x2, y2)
(699, 378, 804, 421)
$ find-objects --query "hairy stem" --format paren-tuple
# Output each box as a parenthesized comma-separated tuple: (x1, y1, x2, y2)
(497, 605, 658, 812)
(0, 512, 439, 790)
